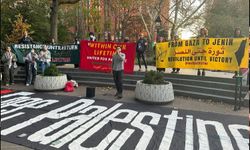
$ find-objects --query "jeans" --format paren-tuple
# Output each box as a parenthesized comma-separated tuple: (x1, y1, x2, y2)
(3, 65, 14, 84)
(26, 63, 37, 84)
(112, 70, 123, 94)
(137, 52, 147, 69)
(41, 62, 50, 74)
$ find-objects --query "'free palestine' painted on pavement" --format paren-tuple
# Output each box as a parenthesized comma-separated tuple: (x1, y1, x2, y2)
(1, 92, 249, 150)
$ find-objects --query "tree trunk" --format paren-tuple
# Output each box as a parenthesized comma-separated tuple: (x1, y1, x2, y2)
(171, 0, 180, 40)
(50, 0, 59, 42)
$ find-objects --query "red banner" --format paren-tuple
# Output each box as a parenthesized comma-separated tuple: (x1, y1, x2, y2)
(79, 40, 136, 74)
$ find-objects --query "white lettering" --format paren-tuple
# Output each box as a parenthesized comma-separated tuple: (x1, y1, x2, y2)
(185, 115, 194, 150)
(159, 110, 183, 150)
(68, 109, 137, 149)
(28, 105, 107, 145)
(131, 112, 161, 150)
(52, 103, 123, 148)
(228, 124, 249, 150)
(1, 99, 94, 135)
(196, 119, 234, 150)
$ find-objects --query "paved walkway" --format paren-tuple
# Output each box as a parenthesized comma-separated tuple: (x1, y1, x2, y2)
(58, 64, 235, 78)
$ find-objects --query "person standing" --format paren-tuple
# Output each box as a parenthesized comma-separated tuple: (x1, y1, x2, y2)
(171, 35, 180, 73)
(19, 30, 34, 44)
(1, 46, 17, 86)
(19, 30, 34, 83)
(25, 49, 38, 86)
(124, 37, 130, 43)
(136, 33, 148, 71)
(112, 46, 125, 99)
(197, 28, 208, 76)
(88, 32, 96, 41)
(39, 45, 51, 74)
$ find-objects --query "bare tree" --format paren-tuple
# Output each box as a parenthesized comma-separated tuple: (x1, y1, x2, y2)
(167, 0, 207, 38)
(50, 0, 81, 42)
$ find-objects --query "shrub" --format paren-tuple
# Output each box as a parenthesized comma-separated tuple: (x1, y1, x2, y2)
(142, 70, 165, 84)
(43, 64, 61, 76)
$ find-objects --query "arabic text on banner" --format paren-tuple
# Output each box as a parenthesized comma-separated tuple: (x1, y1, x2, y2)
(156, 38, 249, 71)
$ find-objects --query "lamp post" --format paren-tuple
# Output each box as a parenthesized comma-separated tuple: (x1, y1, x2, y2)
(155, 16, 161, 42)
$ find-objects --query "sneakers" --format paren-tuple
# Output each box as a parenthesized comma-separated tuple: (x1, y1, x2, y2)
(115, 93, 122, 99)
(138, 68, 141, 72)
(117, 94, 123, 99)
(197, 70, 201, 76)
(114, 92, 119, 97)
(202, 71, 205, 76)
(26, 83, 30, 86)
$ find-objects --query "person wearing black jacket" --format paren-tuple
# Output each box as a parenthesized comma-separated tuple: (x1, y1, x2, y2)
(19, 31, 34, 84)
(19, 31, 34, 44)
(136, 33, 148, 71)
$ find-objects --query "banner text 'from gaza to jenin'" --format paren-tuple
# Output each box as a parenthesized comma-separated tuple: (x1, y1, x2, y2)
(156, 38, 249, 71)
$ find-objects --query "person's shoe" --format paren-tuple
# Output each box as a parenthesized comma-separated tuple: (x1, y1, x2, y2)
(145, 68, 148, 72)
(138, 68, 141, 72)
(5, 84, 9, 86)
(176, 71, 179, 74)
(197, 70, 201, 76)
(202, 71, 205, 76)
(117, 93, 123, 99)
(26, 83, 30, 86)
(171, 71, 175, 73)
(114, 92, 119, 97)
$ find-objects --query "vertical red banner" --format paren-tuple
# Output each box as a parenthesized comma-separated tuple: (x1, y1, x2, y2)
(79, 40, 136, 74)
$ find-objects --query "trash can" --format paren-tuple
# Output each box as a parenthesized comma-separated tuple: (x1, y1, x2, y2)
(86, 87, 95, 98)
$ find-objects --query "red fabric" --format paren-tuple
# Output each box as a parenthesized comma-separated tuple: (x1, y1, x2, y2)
(64, 82, 74, 92)
(79, 40, 136, 74)
(0, 89, 14, 95)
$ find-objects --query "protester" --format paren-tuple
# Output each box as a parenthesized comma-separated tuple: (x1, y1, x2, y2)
(104, 31, 109, 42)
(19, 30, 34, 83)
(19, 30, 34, 44)
(51, 38, 56, 45)
(197, 28, 208, 76)
(39, 45, 51, 74)
(1, 46, 17, 86)
(25, 49, 38, 86)
(112, 46, 125, 99)
(110, 35, 115, 42)
(88, 32, 96, 41)
(234, 28, 244, 38)
(136, 33, 148, 71)
(124, 37, 130, 43)
(233, 28, 244, 78)
(171, 35, 180, 73)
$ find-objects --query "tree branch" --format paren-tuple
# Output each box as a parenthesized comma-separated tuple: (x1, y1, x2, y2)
(59, 0, 80, 5)
(176, 0, 207, 29)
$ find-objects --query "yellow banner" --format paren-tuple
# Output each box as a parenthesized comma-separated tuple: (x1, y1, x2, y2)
(156, 38, 249, 71)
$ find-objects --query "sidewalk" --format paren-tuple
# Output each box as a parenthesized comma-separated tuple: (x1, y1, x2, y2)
(58, 64, 235, 78)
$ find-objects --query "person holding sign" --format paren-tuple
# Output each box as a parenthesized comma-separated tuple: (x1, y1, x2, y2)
(19, 31, 34, 44)
(136, 33, 148, 71)
(39, 45, 51, 74)
(171, 35, 181, 74)
(197, 28, 208, 76)
(25, 49, 38, 86)
(1, 46, 17, 86)
(112, 46, 125, 99)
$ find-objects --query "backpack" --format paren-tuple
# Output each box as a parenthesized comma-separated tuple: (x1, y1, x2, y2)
(64, 81, 74, 92)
